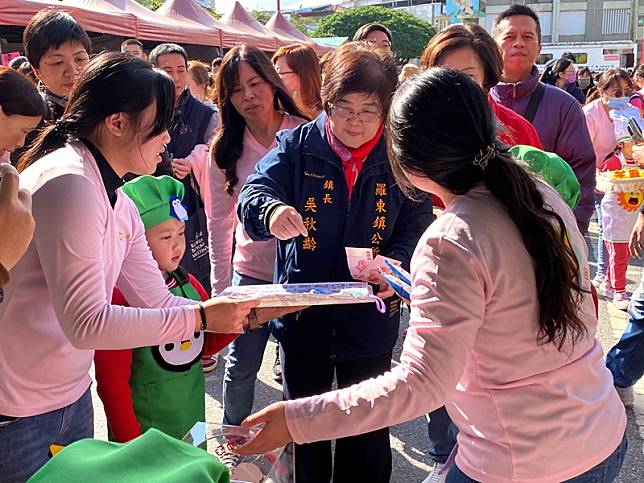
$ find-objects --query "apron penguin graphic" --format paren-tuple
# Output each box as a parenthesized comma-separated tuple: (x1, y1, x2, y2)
(129, 271, 207, 440)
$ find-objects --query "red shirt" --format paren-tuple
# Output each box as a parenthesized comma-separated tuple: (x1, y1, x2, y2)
(433, 98, 543, 209)
(490, 97, 543, 149)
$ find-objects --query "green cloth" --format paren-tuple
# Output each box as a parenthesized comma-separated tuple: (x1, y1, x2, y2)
(28, 428, 229, 482)
(121, 175, 188, 229)
(510, 145, 581, 209)
(130, 271, 205, 440)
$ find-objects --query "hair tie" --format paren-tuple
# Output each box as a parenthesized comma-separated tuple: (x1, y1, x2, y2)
(473, 144, 498, 170)
(53, 119, 67, 136)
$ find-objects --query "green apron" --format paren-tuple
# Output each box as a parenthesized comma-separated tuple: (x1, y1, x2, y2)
(129, 271, 205, 440)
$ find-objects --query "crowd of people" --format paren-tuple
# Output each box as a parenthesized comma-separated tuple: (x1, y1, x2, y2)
(0, 3, 642, 483)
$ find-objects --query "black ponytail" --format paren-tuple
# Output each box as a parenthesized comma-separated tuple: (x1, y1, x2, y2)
(482, 151, 586, 349)
(17, 121, 73, 171)
(388, 68, 586, 350)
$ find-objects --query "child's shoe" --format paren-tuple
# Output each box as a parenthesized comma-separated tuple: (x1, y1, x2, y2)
(601, 280, 615, 298)
(613, 291, 631, 311)
(201, 354, 218, 373)
(591, 272, 605, 288)
(421, 462, 447, 483)
(272, 347, 282, 383)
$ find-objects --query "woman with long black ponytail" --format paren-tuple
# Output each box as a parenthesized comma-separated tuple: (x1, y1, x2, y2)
(236, 69, 628, 483)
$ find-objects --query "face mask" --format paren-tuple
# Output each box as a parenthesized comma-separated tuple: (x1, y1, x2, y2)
(607, 97, 629, 109)
(565, 73, 577, 84)
(578, 78, 590, 89)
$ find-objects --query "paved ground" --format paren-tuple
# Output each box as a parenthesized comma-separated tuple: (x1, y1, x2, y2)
(91, 221, 644, 482)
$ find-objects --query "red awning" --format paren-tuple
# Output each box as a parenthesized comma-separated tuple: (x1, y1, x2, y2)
(64, 0, 220, 45)
(0, 0, 138, 38)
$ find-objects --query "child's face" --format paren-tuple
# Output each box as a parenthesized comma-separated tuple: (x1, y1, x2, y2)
(145, 218, 186, 273)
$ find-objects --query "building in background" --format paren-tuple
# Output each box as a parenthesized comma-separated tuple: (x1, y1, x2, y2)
(483, 0, 640, 71)
(339, 1, 447, 26)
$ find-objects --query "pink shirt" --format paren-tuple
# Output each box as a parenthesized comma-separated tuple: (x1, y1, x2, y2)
(0, 142, 197, 417)
(285, 183, 626, 482)
(187, 144, 211, 214)
(583, 99, 617, 168)
(207, 115, 304, 295)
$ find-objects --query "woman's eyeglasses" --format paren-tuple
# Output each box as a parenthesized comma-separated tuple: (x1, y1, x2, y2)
(329, 103, 381, 123)
(605, 89, 633, 98)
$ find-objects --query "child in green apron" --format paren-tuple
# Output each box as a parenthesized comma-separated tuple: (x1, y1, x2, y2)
(94, 175, 237, 442)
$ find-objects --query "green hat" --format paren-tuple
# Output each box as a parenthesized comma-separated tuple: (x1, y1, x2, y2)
(510, 145, 581, 209)
(121, 175, 189, 229)
(28, 428, 230, 483)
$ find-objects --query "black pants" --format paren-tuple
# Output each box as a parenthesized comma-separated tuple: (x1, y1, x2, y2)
(280, 347, 393, 483)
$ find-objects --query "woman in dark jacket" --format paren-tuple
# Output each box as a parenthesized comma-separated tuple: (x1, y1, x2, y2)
(540, 56, 586, 103)
(238, 42, 434, 482)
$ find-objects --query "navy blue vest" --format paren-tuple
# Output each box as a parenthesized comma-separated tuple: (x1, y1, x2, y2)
(167, 91, 213, 159)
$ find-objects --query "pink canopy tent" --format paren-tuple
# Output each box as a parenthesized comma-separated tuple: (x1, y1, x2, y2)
(63, 0, 220, 45)
(264, 11, 333, 55)
(265, 12, 308, 42)
(0, 0, 137, 38)
(218, 1, 283, 51)
(156, 0, 242, 49)
(156, 0, 219, 29)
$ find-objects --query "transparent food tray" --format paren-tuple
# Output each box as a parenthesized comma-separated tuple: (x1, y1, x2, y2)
(182, 422, 293, 483)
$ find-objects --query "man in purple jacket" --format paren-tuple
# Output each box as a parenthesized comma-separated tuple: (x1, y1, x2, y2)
(490, 5, 595, 233)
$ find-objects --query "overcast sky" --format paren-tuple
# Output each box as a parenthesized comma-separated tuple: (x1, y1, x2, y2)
(212, 0, 340, 13)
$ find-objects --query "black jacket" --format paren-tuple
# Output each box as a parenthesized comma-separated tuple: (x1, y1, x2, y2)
(238, 113, 435, 361)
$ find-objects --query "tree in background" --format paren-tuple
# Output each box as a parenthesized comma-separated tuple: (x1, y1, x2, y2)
(250, 10, 272, 25)
(314, 6, 436, 59)
(290, 14, 318, 36)
(203, 6, 221, 20)
(135, 0, 164, 10)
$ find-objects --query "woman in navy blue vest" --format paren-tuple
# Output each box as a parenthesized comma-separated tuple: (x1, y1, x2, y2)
(149, 43, 218, 301)
(238, 42, 435, 483)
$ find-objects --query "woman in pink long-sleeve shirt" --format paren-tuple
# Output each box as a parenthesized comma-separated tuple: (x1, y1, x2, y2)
(238, 69, 627, 482)
(207, 45, 306, 430)
(0, 53, 286, 482)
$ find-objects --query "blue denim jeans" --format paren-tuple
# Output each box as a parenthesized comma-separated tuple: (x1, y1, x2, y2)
(595, 193, 608, 276)
(446, 433, 627, 482)
(222, 271, 272, 425)
(607, 276, 644, 387)
(0, 388, 93, 482)
(426, 406, 458, 464)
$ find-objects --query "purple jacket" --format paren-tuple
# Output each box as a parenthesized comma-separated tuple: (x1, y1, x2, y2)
(491, 66, 595, 233)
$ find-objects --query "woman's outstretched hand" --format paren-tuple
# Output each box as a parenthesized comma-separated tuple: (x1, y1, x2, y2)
(199, 297, 260, 334)
(235, 402, 293, 455)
